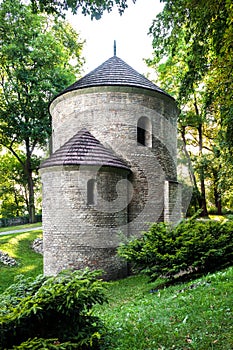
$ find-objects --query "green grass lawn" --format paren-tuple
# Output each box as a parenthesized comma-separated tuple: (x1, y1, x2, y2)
(0, 228, 232, 349)
(0, 222, 42, 233)
(0, 230, 43, 293)
(96, 268, 233, 349)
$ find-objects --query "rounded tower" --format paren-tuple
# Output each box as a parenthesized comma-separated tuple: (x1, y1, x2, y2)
(40, 55, 181, 278)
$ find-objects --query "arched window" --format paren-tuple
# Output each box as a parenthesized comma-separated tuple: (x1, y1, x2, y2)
(87, 179, 97, 205)
(137, 117, 152, 147)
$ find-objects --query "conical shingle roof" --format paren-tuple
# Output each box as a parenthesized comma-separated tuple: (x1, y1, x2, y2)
(40, 128, 130, 170)
(57, 56, 170, 97)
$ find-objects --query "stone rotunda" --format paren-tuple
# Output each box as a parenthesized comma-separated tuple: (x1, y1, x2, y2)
(40, 55, 181, 279)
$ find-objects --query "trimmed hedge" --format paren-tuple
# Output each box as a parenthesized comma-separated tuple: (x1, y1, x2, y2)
(118, 218, 233, 281)
(0, 269, 107, 349)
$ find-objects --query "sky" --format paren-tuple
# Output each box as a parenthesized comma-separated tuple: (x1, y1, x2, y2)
(68, 0, 164, 76)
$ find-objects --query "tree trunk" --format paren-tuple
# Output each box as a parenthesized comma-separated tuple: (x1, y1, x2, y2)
(13, 187, 20, 217)
(27, 170, 36, 223)
(23, 184, 29, 215)
(25, 140, 36, 223)
(180, 125, 202, 210)
(197, 123, 208, 217)
(194, 95, 208, 217)
(213, 169, 222, 215)
(214, 186, 222, 215)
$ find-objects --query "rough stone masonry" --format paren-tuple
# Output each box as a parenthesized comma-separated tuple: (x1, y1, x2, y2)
(40, 55, 181, 279)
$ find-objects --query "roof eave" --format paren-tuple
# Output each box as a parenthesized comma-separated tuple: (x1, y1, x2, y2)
(49, 83, 174, 112)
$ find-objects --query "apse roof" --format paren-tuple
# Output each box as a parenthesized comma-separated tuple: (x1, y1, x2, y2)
(56, 55, 170, 98)
(40, 128, 130, 171)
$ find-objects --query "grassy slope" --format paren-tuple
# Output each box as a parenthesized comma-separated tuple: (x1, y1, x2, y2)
(0, 228, 232, 349)
(0, 230, 43, 293)
(96, 269, 233, 350)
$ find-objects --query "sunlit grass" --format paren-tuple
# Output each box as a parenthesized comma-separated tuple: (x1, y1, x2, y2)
(209, 215, 226, 221)
(95, 268, 233, 350)
(0, 227, 232, 349)
(0, 230, 43, 293)
(1, 232, 30, 257)
(18, 265, 40, 273)
(0, 222, 42, 233)
(0, 231, 41, 257)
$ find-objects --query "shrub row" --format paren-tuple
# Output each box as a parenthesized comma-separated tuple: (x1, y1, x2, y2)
(118, 218, 233, 281)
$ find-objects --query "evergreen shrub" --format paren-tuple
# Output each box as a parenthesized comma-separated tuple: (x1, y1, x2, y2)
(118, 218, 233, 281)
(0, 269, 107, 349)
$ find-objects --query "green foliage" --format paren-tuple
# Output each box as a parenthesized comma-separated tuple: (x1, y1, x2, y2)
(0, 0, 84, 222)
(0, 269, 107, 349)
(0, 151, 41, 218)
(0, 229, 232, 349)
(12, 337, 87, 349)
(0, 230, 43, 293)
(118, 219, 233, 281)
(30, 0, 136, 19)
(147, 0, 233, 214)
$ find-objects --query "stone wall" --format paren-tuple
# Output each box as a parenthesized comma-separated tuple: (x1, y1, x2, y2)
(49, 86, 179, 233)
(42, 85, 180, 278)
(50, 87, 178, 157)
(164, 180, 182, 223)
(41, 165, 130, 278)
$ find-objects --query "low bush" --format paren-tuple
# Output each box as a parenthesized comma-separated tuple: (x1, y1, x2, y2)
(0, 269, 107, 349)
(118, 218, 233, 281)
(11, 337, 85, 349)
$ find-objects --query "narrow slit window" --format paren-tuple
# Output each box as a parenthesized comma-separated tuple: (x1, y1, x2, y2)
(87, 179, 97, 205)
(137, 126, 146, 145)
(137, 117, 152, 147)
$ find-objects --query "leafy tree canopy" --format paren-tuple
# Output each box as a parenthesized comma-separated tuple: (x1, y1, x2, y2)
(0, 0, 84, 150)
(149, 0, 232, 101)
(0, 0, 84, 221)
(0, 151, 27, 217)
(147, 0, 233, 214)
(30, 0, 136, 19)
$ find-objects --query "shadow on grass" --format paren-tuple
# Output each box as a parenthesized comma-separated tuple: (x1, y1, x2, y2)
(149, 263, 233, 292)
(0, 231, 43, 293)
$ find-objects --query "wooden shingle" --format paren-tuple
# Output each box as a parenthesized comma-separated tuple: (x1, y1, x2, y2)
(40, 128, 130, 170)
(58, 56, 170, 97)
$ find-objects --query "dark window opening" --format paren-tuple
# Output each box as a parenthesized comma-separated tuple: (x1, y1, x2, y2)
(87, 179, 96, 205)
(137, 127, 146, 145)
(137, 117, 152, 147)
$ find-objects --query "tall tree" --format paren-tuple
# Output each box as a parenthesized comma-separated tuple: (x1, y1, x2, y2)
(0, 151, 41, 218)
(0, 0, 84, 222)
(149, 0, 233, 150)
(147, 0, 233, 215)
